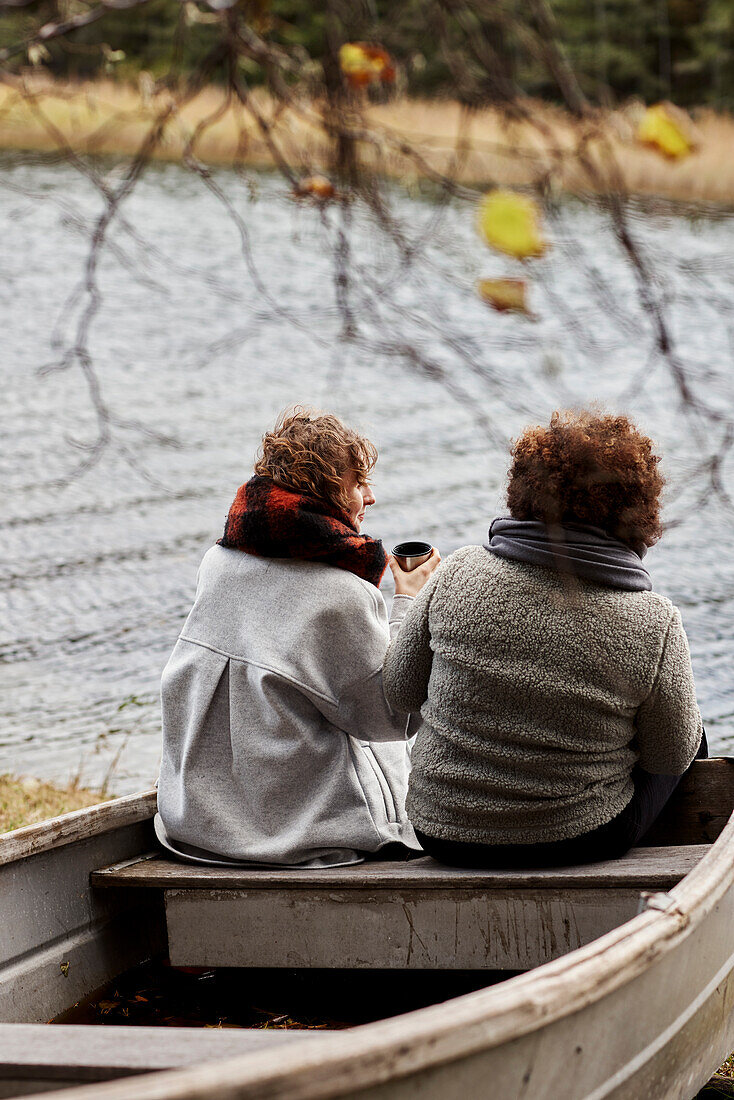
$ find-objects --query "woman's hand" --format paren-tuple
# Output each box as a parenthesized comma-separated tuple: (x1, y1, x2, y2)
(388, 548, 441, 598)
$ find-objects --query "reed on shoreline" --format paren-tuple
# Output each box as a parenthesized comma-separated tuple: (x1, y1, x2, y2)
(0, 774, 108, 833)
(2, 76, 734, 206)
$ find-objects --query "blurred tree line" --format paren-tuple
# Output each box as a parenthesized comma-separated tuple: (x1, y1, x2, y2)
(2, 0, 733, 111)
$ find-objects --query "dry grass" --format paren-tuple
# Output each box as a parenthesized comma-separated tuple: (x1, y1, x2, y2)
(0, 774, 108, 833)
(1, 76, 734, 204)
(0, 77, 315, 167)
(366, 98, 734, 206)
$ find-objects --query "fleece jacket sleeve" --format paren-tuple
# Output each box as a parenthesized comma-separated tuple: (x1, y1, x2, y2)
(382, 567, 442, 715)
(634, 606, 704, 775)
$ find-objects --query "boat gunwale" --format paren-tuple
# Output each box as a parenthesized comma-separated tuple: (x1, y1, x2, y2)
(0, 789, 157, 867)
(17, 790, 734, 1100)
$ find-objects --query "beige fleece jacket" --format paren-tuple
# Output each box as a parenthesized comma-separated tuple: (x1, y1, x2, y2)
(382, 545, 703, 845)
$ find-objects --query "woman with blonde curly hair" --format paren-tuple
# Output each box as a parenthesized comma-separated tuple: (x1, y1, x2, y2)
(156, 408, 439, 867)
(384, 410, 706, 868)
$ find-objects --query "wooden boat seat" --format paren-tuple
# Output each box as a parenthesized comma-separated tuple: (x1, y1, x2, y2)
(90, 761, 734, 971)
(0, 1023, 327, 1096)
(92, 843, 710, 971)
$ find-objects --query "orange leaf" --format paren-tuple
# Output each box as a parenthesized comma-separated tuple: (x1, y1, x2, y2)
(477, 278, 533, 316)
(294, 175, 337, 201)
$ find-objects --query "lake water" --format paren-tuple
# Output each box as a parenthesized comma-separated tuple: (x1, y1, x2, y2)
(2, 156, 733, 792)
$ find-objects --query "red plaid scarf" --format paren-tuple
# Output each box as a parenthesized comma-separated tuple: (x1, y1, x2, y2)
(219, 475, 388, 588)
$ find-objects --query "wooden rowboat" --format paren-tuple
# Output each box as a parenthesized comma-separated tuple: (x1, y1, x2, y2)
(2, 759, 734, 1099)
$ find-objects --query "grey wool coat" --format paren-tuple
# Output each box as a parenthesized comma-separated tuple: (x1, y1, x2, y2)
(382, 545, 703, 846)
(156, 544, 420, 867)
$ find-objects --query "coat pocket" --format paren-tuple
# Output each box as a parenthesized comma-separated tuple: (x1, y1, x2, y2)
(349, 737, 414, 827)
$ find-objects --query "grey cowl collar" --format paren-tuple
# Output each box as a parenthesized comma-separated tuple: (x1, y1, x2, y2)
(485, 517, 652, 592)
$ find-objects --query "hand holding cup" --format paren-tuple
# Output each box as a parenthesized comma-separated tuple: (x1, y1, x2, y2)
(389, 541, 441, 597)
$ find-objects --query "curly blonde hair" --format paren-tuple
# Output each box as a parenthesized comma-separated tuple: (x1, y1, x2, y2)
(507, 410, 664, 549)
(254, 407, 378, 514)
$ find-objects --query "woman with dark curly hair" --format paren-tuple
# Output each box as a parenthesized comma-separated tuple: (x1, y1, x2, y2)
(383, 410, 706, 868)
(156, 408, 439, 867)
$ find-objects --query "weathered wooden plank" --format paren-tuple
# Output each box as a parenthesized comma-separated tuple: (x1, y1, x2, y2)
(0, 791, 157, 868)
(640, 758, 734, 846)
(94, 846, 708, 972)
(92, 845, 709, 891)
(164, 886, 645, 970)
(0, 1024, 327, 1082)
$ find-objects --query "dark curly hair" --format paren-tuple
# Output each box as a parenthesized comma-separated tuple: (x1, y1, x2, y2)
(507, 410, 664, 549)
(254, 406, 377, 514)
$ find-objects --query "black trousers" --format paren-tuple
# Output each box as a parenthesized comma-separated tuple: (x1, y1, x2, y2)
(415, 729, 709, 870)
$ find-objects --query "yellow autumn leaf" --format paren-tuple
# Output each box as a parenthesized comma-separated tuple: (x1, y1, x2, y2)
(637, 103, 695, 160)
(477, 278, 532, 316)
(339, 44, 366, 76)
(478, 190, 547, 260)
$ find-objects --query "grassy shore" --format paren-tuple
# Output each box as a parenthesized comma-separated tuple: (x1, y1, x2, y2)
(2, 76, 734, 205)
(0, 774, 108, 833)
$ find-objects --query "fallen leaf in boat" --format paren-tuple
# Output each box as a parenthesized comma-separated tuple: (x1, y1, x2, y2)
(59, 961, 70, 977)
(477, 278, 533, 316)
(636, 103, 696, 159)
(294, 175, 336, 201)
(339, 42, 395, 88)
(478, 190, 547, 260)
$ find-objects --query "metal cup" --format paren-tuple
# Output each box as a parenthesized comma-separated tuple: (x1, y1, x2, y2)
(392, 540, 433, 572)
